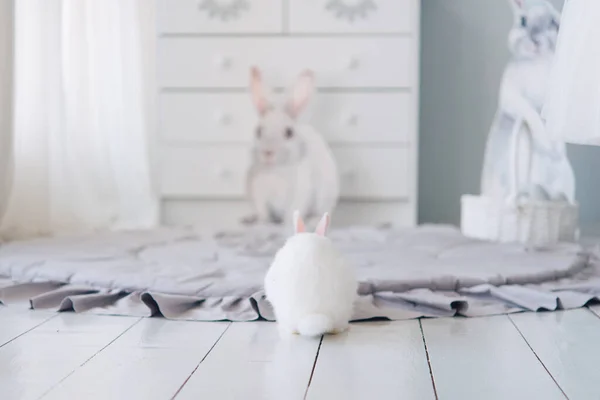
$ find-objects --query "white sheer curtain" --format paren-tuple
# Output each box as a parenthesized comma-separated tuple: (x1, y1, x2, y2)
(0, 1, 13, 221)
(0, 0, 158, 238)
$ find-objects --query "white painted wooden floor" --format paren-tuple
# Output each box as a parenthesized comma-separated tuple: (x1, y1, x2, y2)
(2, 306, 600, 400)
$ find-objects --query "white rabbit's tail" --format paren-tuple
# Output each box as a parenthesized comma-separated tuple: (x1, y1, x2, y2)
(297, 314, 333, 337)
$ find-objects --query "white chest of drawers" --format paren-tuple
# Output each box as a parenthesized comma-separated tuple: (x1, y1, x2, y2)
(156, 0, 421, 229)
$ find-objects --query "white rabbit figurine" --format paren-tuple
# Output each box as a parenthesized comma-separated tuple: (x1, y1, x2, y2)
(242, 67, 340, 227)
(264, 211, 357, 337)
(480, 0, 575, 203)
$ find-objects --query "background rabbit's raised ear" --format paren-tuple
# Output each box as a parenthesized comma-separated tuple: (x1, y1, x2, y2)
(315, 213, 330, 236)
(286, 69, 314, 119)
(250, 66, 270, 116)
(293, 210, 305, 234)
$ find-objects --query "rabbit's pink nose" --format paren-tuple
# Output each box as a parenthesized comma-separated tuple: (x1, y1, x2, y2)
(263, 150, 274, 158)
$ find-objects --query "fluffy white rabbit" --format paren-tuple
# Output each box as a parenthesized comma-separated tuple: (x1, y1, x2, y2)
(242, 67, 340, 228)
(480, 0, 575, 203)
(264, 211, 357, 337)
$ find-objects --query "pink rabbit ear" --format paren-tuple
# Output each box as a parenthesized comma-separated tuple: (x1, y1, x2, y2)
(293, 210, 305, 234)
(315, 213, 330, 236)
(250, 66, 270, 116)
(286, 69, 314, 119)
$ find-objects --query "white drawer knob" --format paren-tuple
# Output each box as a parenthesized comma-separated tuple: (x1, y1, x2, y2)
(213, 55, 232, 70)
(214, 111, 232, 125)
(345, 56, 360, 70)
(341, 113, 358, 126)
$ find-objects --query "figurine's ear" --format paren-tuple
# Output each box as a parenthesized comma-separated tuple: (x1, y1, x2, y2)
(508, 0, 524, 10)
(549, 5, 561, 26)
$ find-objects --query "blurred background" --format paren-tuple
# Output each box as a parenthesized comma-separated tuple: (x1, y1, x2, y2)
(1, 0, 598, 236)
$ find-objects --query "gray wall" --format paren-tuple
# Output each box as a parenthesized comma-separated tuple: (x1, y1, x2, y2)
(418, 0, 600, 234)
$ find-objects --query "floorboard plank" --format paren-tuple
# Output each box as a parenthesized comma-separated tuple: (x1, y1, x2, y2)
(587, 304, 600, 319)
(305, 321, 436, 400)
(422, 315, 566, 400)
(0, 313, 139, 400)
(0, 307, 55, 347)
(510, 309, 600, 399)
(41, 318, 229, 400)
(175, 322, 320, 400)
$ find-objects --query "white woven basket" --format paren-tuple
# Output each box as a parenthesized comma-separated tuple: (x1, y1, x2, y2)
(461, 118, 579, 247)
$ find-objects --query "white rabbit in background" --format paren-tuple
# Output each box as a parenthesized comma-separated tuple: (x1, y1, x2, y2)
(480, 0, 575, 203)
(243, 67, 340, 227)
(264, 211, 357, 337)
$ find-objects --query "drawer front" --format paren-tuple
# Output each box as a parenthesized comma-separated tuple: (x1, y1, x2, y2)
(157, 0, 282, 34)
(312, 93, 414, 143)
(289, 0, 415, 34)
(158, 38, 413, 89)
(159, 147, 250, 198)
(159, 93, 257, 144)
(159, 92, 413, 144)
(334, 147, 409, 200)
(159, 146, 410, 200)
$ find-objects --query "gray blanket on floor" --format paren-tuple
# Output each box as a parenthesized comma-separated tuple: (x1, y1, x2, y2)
(0, 225, 598, 321)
